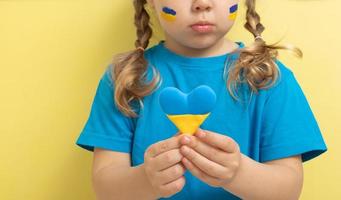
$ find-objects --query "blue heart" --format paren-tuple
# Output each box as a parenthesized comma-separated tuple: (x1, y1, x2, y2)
(158, 85, 216, 115)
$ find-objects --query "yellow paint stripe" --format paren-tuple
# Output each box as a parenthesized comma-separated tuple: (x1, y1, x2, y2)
(167, 113, 210, 135)
(228, 12, 237, 20)
(161, 12, 176, 22)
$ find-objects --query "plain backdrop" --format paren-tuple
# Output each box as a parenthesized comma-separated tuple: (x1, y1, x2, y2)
(0, 0, 339, 199)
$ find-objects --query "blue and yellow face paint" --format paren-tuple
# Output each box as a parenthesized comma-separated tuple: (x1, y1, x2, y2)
(161, 6, 177, 22)
(228, 4, 238, 20)
(159, 85, 216, 135)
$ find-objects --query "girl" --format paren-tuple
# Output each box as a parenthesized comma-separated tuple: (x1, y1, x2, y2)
(76, 0, 327, 199)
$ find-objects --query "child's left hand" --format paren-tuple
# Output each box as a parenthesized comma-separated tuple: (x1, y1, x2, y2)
(179, 129, 242, 188)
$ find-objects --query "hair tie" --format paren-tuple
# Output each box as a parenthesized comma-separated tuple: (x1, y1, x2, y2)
(255, 35, 263, 40)
(136, 46, 145, 52)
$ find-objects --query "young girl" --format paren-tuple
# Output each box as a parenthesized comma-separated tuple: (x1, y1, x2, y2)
(76, 0, 327, 199)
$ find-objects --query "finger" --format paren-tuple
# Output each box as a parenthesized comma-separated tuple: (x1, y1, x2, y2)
(181, 157, 222, 187)
(180, 135, 231, 167)
(152, 149, 183, 171)
(156, 163, 186, 185)
(159, 176, 186, 198)
(180, 145, 225, 178)
(194, 129, 238, 153)
(173, 131, 181, 137)
(147, 135, 182, 158)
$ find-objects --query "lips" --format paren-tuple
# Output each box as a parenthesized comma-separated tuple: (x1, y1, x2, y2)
(190, 21, 215, 33)
(190, 21, 214, 26)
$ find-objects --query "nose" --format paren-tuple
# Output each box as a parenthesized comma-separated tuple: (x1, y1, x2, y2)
(192, 0, 212, 12)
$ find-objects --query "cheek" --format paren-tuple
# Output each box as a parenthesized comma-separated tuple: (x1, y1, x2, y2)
(228, 3, 238, 20)
(160, 6, 177, 22)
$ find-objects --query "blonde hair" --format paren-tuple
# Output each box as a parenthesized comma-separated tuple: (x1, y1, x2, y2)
(226, 0, 302, 102)
(111, 0, 303, 117)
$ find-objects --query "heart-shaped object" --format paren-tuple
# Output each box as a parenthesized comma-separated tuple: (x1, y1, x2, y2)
(158, 85, 216, 135)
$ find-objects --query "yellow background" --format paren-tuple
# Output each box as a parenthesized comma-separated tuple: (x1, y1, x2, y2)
(0, 0, 339, 199)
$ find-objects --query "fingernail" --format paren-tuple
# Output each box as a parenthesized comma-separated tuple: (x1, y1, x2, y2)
(182, 157, 188, 164)
(197, 129, 206, 138)
(182, 136, 190, 144)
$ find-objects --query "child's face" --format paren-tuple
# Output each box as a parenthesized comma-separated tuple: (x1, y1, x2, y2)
(147, 0, 239, 49)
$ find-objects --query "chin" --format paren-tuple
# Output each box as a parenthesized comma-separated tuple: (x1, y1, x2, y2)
(182, 37, 220, 49)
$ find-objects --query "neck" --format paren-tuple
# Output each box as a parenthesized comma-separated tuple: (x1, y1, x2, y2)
(163, 37, 238, 58)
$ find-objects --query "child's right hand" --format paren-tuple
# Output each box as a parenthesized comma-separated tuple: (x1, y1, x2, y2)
(143, 132, 186, 198)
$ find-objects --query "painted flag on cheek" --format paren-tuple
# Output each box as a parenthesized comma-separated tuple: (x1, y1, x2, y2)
(228, 4, 238, 20)
(161, 6, 177, 22)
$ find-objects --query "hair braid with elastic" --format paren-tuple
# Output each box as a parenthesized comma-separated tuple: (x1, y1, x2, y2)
(226, 0, 302, 101)
(111, 0, 161, 117)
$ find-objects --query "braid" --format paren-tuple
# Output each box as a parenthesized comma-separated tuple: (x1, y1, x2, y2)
(244, 0, 265, 40)
(226, 0, 302, 102)
(134, 0, 152, 49)
(112, 0, 161, 117)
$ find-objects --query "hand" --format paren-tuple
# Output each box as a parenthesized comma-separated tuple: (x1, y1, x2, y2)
(179, 129, 241, 188)
(143, 132, 186, 198)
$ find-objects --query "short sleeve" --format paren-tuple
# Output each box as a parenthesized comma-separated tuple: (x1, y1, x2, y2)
(75, 64, 135, 153)
(260, 66, 327, 163)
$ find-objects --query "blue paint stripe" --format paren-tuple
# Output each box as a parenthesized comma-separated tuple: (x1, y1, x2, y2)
(162, 7, 176, 15)
(230, 4, 238, 13)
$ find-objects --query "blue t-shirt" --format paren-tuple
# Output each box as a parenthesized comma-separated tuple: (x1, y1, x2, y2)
(76, 40, 327, 200)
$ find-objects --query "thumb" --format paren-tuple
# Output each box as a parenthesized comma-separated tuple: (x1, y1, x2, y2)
(173, 131, 181, 137)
